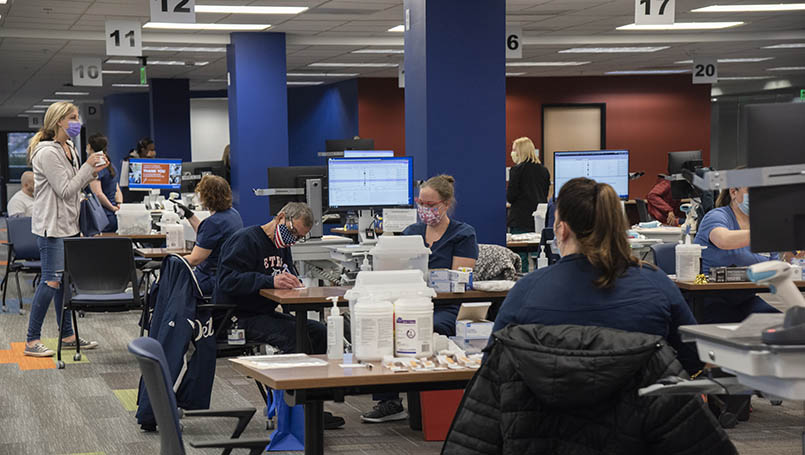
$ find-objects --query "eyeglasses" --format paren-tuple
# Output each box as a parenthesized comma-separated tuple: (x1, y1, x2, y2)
(414, 197, 444, 208)
(286, 220, 310, 243)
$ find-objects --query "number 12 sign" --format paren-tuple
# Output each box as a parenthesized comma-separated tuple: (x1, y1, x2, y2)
(105, 21, 142, 57)
(635, 0, 675, 25)
(72, 57, 103, 87)
(151, 0, 196, 24)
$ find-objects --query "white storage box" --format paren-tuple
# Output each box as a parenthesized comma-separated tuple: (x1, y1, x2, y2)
(429, 280, 451, 293)
(455, 302, 493, 340)
(429, 269, 451, 281)
(116, 204, 151, 235)
(370, 235, 430, 277)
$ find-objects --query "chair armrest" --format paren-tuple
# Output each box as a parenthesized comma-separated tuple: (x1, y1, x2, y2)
(188, 437, 271, 455)
(184, 407, 256, 439)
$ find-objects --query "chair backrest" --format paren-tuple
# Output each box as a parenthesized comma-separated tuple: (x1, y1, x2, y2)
(6, 217, 39, 260)
(128, 337, 185, 455)
(650, 243, 676, 275)
(63, 237, 138, 297)
(635, 199, 653, 223)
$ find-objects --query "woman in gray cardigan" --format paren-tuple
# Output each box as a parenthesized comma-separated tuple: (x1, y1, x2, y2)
(24, 101, 108, 357)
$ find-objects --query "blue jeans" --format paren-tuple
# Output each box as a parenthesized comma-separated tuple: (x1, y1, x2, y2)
(26, 236, 73, 342)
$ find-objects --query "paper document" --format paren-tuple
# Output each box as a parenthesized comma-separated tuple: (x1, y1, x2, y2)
(233, 353, 328, 370)
(383, 208, 417, 233)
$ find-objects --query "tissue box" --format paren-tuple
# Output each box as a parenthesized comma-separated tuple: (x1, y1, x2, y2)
(429, 280, 452, 293)
(455, 302, 493, 340)
(450, 282, 466, 293)
(429, 269, 451, 281)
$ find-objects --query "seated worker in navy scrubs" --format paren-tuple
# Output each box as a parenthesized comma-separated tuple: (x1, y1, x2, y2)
(175, 175, 243, 296)
(492, 177, 701, 374)
(693, 186, 794, 323)
(362, 174, 478, 423)
(215, 201, 344, 429)
(86, 133, 123, 232)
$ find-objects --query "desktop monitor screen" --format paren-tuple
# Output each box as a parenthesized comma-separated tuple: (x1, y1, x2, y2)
(325, 138, 374, 152)
(7, 132, 35, 182)
(266, 165, 327, 215)
(554, 150, 630, 199)
(181, 160, 227, 193)
(328, 157, 413, 210)
(343, 150, 394, 158)
(128, 158, 182, 190)
(667, 150, 702, 175)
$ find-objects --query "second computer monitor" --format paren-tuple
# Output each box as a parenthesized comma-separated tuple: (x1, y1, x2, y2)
(553, 150, 630, 199)
(128, 158, 182, 190)
(667, 150, 702, 175)
(181, 160, 227, 193)
(327, 157, 413, 210)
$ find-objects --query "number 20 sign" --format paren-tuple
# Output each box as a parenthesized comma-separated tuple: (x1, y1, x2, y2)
(105, 21, 142, 57)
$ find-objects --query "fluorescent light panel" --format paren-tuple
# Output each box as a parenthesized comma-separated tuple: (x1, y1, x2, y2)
(767, 66, 805, 71)
(764, 79, 793, 90)
(506, 61, 590, 67)
(42, 98, 74, 102)
(506, 72, 526, 76)
(560, 46, 669, 53)
(388, 25, 404, 32)
(142, 46, 226, 52)
(309, 62, 398, 68)
(287, 73, 359, 77)
(606, 69, 690, 75)
(195, 5, 308, 14)
(351, 49, 404, 54)
(675, 57, 773, 63)
(693, 3, 805, 12)
(112, 84, 150, 88)
(102, 69, 134, 74)
(287, 81, 324, 86)
(718, 76, 773, 80)
(54, 91, 89, 96)
(32, 105, 50, 108)
(106, 59, 139, 64)
(25, 110, 45, 113)
(763, 43, 805, 49)
(208, 78, 227, 82)
(617, 22, 744, 30)
(143, 22, 270, 31)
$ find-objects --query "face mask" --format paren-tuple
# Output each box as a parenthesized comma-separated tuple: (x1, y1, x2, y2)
(738, 193, 750, 215)
(66, 120, 82, 138)
(274, 221, 299, 248)
(417, 205, 443, 226)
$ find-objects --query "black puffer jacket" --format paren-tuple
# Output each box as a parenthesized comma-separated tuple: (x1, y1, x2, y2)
(443, 324, 736, 455)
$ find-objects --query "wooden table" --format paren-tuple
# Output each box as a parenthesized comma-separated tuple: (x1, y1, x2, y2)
(673, 279, 805, 321)
(259, 287, 508, 353)
(230, 355, 475, 455)
(134, 247, 192, 259)
(98, 232, 167, 240)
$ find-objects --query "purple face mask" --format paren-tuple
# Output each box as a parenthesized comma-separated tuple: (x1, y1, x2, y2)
(66, 121, 82, 137)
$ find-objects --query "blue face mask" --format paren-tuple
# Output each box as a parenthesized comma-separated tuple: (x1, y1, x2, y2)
(66, 120, 82, 137)
(738, 193, 750, 215)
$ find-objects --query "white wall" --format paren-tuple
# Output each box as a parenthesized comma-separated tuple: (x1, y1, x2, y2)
(190, 98, 230, 162)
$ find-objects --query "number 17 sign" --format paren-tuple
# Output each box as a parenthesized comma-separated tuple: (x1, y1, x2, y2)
(635, 0, 675, 25)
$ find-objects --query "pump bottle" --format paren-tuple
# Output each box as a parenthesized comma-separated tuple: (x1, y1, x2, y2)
(326, 296, 344, 360)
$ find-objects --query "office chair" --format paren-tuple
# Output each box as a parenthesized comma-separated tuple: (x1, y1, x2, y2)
(649, 243, 676, 275)
(635, 199, 654, 223)
(2, 217, 41, 313)
(128, 337, 271, 455)
(57, 237, 145, 368)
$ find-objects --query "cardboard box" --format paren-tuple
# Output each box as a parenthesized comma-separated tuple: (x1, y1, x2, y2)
(448, 270, 471, 283)
(429, 280, 451, 293)
(429, 269, 451, 281)
(449, 281, 465, 293)
(455, 302, 493, 340)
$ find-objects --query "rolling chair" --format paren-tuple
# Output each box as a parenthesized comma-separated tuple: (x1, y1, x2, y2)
(2, 216, 41, 314)
(128, 337, 271, 455)
(635, 199, 654, 223)
(649, 243, 676, 275)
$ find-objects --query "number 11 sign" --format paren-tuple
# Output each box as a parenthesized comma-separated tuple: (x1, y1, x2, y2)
(105, 21, 142, 57)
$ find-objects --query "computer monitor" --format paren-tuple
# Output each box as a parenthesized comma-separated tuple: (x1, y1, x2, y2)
(6, 132, 35, 182)
(181, 160, 227, 193)
(553, 150, 630, 199)
(668, 150, 703, 175)
(128, 158, 182, 191)
(325, 138, 375, 152)
(343, 150, 394, 158)
(266, 166, 327, 216)
(327, 157, 413, 210)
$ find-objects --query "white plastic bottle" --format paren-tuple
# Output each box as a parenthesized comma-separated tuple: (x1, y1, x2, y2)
(326, 296, 344, 360)
(536, 251, 548, 269)
(353, 298, 394, 361)
(675, 234, 705, 281)
(394, 297, 434, 358)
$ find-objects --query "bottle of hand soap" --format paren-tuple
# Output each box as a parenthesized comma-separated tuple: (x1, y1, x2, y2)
(326, 296, 344, 360)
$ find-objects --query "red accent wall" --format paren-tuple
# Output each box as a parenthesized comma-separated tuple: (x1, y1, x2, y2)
(358, 75, 711, 198)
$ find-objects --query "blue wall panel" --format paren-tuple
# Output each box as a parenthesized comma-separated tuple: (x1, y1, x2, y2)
(103, 92, 150, 174)
(149, 78, 191, 163)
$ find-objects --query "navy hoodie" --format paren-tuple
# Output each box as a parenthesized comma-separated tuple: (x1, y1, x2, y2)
(214, 225, 298, 317)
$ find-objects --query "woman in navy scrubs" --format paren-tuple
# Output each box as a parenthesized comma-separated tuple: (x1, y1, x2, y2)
(87, 133, 122, 232)
(362, 174, 478, 423)
(493, 177, 700, 373)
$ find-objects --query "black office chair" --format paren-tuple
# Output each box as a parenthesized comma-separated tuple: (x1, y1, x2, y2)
(635, 199, 654, 223)
(649, 243, 676, 275)
(2, 217, 41, 314)
(128, 337, 271, 455)
(56, 237, 145, 368)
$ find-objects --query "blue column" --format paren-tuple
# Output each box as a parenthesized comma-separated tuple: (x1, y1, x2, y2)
(404, 0, 507, 245)
(103, 92, 151, 172)
(149, 78, 191, 163)
(227, 32, 289, 226)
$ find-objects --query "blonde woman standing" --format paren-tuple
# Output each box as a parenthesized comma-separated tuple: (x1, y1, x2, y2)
(24, 101, 107, 357)
(507, 137, 550, 233)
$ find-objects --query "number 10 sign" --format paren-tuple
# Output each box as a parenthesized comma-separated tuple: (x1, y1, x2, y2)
(72, 57, 103, 87)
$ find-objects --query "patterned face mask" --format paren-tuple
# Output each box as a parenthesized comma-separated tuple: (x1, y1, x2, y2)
(274, 221, 299, 248)
(417, 205, 443, 226)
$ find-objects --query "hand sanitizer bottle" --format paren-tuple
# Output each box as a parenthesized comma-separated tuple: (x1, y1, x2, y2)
(326, 296, 344, 360)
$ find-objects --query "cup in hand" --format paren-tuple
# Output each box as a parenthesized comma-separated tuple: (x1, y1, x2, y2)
(93, 151, 106, 167)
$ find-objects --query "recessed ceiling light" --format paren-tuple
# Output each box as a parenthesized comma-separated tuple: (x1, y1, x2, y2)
(718, 76, 773, 80)
(351, 49, 405, 54)
(143, 22, 270, 31)
(675, 57, 774, 64)
(692, 3, 805, 12)
(142, 46, 227, 53)
(25, 110, 45, 114)
(195, 5, 308, 14)
(560, 46, 669, 53)
(102, 69, 134, 74)
(617, 22, 744, 30)
(193, 61, 210, 66)
(112, 84, 150, 88)
(287, 81, 324, 86)
(54, 91, 90, 96)
(506, 72, 526, 76)
(388, 25, 405, 32)
(32, 105, 50, 108)
(767, 66, 805, 71)
(764, 79, 793, 90)
(711, 98, 718, 102)
(309, 62, 398, 68)
(208, 78, 227, 82)
(149, 60, 187, 66)
(605, 69, 690, 75)
(506, 61, 590, 67)
(762, 43, 805, 49)
(106, 59, 139, 65)
(287, 73, 359, 77)
(42, 98, 74, 102)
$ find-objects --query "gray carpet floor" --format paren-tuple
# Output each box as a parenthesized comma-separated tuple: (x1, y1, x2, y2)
(1, 249, 804, 454)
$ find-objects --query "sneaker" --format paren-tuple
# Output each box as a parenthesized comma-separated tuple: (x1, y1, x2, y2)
(61, 337, 99, 350)
(361, 399, 407, 423)
(23, 343, 55, 357)
(323, 411, 345, 430)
